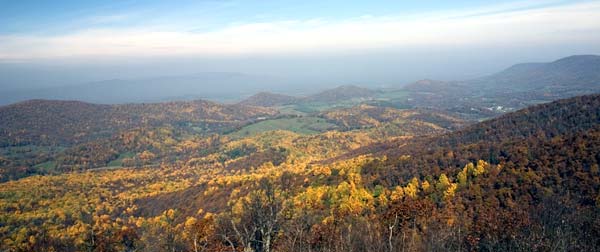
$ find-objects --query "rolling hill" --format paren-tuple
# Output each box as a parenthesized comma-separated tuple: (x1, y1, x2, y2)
(0, 96, 469, 181)
(238, 92, 300, 107)
(238, 85, 379, 114)
(0, 99, 277, 146)
(304, 85, 376, 103)
(320, 104, 468, 131)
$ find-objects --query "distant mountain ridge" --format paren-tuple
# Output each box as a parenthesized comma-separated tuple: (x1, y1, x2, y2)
(473, 54, 600, 91)
(0, 72, 288, 105)
(397, 55, 600, 117)
(404, 55, 600, 93)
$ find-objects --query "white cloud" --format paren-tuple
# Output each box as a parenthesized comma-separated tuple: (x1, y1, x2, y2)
(1, 1, 599, 60)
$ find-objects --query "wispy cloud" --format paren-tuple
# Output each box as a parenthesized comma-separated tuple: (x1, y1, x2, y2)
(1, 1, 599, 60)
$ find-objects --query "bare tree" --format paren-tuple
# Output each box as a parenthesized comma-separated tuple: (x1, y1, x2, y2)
(224, 178, 283, 252)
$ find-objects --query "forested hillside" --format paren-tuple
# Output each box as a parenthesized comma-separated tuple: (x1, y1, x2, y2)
(0, 97, 466, 181)
(0, 99, 277, 180)
(1, 94, 598, 252)
(0, 99, 277, 146)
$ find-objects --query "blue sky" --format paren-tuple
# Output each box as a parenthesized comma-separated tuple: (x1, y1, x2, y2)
(2, 0, 589, 34)
(0, 0, 599, 91)
(1, 0, 599, 60)
(1, 0, 546, 34)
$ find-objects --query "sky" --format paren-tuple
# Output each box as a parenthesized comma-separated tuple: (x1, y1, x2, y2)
(1, 0, 600, 93)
